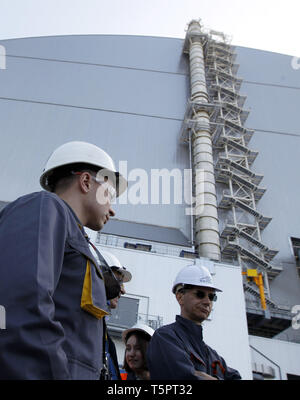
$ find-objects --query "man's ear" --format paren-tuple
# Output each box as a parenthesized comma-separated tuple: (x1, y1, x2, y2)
(79, 172, 92, 193)
(176, 291, 184, 306)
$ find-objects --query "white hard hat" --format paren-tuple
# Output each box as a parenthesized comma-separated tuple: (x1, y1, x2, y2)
(100, 249, 132, 283)
(122, 323, 155, 343)
(40, 141, 127, 196)
(172, 264, 222, 293)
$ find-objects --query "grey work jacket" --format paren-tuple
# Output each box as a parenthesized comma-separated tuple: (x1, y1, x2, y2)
(0, 191, 108, 379)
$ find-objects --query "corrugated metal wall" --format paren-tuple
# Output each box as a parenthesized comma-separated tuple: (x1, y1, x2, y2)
(0, 35, 191, 238)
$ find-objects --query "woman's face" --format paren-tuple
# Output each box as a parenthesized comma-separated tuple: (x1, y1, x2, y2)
(125, 334, 144, 372)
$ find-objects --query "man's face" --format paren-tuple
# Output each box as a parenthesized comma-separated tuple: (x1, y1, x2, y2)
(109, 270, 125, 309)
(86, 175, 116, 231)
(176, 286, 216, 324)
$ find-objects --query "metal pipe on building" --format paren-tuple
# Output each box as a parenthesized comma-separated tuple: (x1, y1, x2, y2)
(186, 20, 221, 261)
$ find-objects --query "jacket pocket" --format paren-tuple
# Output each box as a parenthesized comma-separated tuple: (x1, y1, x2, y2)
(68, 356, 100, 380)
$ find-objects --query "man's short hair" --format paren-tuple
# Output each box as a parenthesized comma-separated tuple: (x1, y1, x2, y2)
(48, 163, 100, 193)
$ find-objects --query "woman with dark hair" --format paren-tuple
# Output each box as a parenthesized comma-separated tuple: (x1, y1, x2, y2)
(122, 323, 154, 380)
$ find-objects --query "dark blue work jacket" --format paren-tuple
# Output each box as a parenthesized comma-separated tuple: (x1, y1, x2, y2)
(147, 315, 241, 380)
(0, 191, 108, 379)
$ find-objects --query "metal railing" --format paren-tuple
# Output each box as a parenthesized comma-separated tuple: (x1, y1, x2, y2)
(137, 313, 164, 330)
(107, 312, 163, 331)
(96, 232, 194, 258)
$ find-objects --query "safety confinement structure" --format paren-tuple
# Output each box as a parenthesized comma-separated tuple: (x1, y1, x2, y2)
(1, 18, 300, 379)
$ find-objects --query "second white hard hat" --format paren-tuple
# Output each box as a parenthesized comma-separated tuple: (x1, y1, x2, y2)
(172, 264, 222, 293)
(122, 323, 155, 343)
(40, 141, 127, 196)
(100, 249, 132, 283)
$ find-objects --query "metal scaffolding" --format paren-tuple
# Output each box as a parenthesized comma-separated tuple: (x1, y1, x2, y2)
(181, 20, 288, 331)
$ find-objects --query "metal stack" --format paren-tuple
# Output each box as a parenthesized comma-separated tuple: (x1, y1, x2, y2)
(182, 20, 221, 262)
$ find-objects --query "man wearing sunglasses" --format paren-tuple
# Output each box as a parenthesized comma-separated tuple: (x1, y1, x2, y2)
(147, 264, 241, 380)
(0, 141, 127, 380)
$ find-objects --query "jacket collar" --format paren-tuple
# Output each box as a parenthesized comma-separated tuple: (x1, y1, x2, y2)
(176, 315, 203, 341)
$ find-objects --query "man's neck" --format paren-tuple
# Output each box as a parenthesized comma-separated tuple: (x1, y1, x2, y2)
(57, 191, 86, 226)
(180, 313, 204, 326)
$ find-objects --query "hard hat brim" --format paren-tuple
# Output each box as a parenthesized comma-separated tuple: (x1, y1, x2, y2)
(173, 282, 222, 293)
(111, 266, 132, 283)
(122, 324, 155, 343)
(40, 165, 127, 197)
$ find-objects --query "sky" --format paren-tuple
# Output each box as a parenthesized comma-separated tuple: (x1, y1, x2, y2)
(0, 0, 299, 57)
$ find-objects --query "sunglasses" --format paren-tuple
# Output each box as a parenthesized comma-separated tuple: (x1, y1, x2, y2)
(193, 290, 217, 302)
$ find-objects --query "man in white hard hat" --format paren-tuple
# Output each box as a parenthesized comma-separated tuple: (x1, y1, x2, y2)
(99, 250, 132, 380)
(147, 264, 241, 380)
(0, 141, 127, 380)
